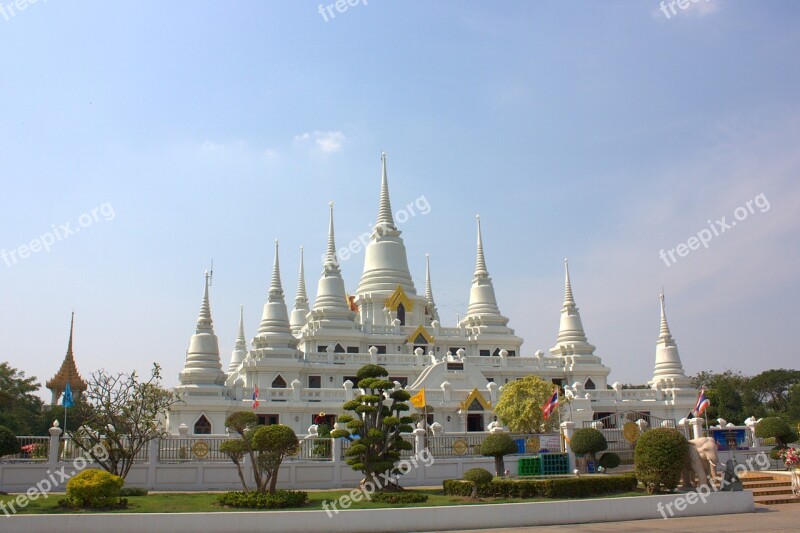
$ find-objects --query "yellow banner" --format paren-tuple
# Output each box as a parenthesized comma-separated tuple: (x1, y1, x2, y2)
(410, 388, 426, 409)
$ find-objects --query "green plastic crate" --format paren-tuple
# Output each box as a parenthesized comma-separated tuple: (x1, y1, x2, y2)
(517, 456, 542, 476)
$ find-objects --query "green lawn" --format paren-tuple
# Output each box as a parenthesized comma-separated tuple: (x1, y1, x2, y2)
(0, 488, 645, 515)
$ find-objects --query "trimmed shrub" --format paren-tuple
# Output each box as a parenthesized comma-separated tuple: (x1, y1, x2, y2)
(65, 469, 125, 508)
(120, 487, 149, 497)
(463, 467, 494, 498)
(634, 428, 688, 494)
(0, 426, 20, 457)
(571, 428, 608, 465)
(443, 473, 638, 498)
(480, 434, 519, 476)
(217, 490, 308, 509)
(370, 491, 428, 504)
(756, 417, 797, 447)
(598, 452, 621, 470)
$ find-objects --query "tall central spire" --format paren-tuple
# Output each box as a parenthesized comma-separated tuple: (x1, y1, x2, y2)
(355, 152, 416, 298)
(550, 259, 595, 356)
(269, 239, 284, 301)
(659, 291, 673, 342)
(325, 202, 340, 273)
(46, 312, 88, 405)
(474, 215, 489, 278)
(376, 152, 397, 233)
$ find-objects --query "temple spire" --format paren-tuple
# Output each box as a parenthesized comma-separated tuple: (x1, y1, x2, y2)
(290, 246, 311, 334)
(474, 215, 489, 278)
(179, 272, 226, 388)
(659, 290, 672, 341)
(563, 258, 575, 307)
(227, 305, 248, 374)
(425, 253, 439, 323)
(550, 259, 595, 356)
(650, 290, 690, 388)
(46, 312, 88, 405)
(375, 152, 397, 233)
(325, 202, 340, 272)
(197, 270, 213, 332)
(269, 240, 284, 301)
(253, 241, 296, 350)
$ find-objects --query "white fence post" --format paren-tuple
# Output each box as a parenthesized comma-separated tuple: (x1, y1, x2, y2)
(48, 422, 62, 465)
(147, 437, 160, 489)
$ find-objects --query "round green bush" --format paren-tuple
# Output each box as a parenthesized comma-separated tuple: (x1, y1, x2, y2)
(371, 491, 428, 504)
(571, 428, 608, 464)
(0, 426, 20, 457)
(481, 434, 519, 476)
(598, 452, 621, 470)
(634, 428, 688, 494)
(217, 490, 309, 509)
(463, 467, 494, 484)
(756, 417, 794, 446)
(66, 469, 124, 508)
(769, 446, 785, 461)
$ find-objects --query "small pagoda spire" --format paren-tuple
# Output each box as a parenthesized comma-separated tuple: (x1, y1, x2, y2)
(227, 305, 248, 374)
(196, 270, 213, 333)
(425, 253, 439, 322)
(550, 259, 595, 356)
(650, 290, 690, 388)
(375, 152, 397, 233)
(290, 246, 311, 334)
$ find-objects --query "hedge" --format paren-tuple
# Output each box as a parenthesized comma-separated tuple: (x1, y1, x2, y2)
(64, 470, 125, 509)
(443, 473, 638, 498)
(217, 490, 309, 509)
(370, 491, 429, 504)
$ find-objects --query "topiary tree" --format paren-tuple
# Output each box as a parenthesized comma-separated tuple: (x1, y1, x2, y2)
(634, 428, 688, 494)
(756, 416, 798, 448)
(570, 428, 608, 469)
(251, 424, 299, 494)
(480, 433, 518, 477)
(463, 467, 493, 499)
(494, 375, 561, 433)
(330, 364, 414, 491)
(598, 452, 621, 471)
(0, 426, 20, 457)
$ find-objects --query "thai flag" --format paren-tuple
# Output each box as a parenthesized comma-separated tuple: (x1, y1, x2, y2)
(541, 387, 559, 420)
(693, 389, 710, 416)
(252, 386, 260, 410)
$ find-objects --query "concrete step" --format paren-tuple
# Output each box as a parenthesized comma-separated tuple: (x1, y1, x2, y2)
(751, 486, 796, 496)
(754, 494, 800, 505)
(741, 479, 793, 489)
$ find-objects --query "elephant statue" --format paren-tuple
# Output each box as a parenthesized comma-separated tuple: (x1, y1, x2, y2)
(681, 437, 719, 488)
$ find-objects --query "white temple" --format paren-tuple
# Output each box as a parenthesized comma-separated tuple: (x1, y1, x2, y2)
(169, 154, 698, 435)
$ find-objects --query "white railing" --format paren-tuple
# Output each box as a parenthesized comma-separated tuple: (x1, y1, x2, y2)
(1, 436, 49, 462)
(159, 435, 230, 462)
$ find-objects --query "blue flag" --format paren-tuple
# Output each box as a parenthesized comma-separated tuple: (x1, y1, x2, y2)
(63, 383, 74, 408)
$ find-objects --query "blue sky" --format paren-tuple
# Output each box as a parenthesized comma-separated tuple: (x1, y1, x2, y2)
(1, 1, 799, 398)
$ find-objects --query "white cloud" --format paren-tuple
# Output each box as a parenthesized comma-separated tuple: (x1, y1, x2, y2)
(293, 130, 345, 154)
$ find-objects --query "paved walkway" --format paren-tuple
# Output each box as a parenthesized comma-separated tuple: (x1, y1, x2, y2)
(442, 505, 800, 532)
